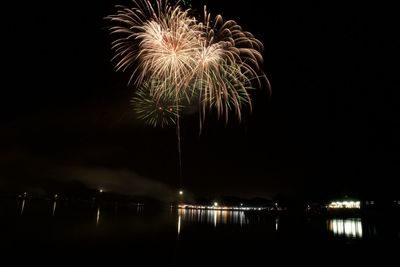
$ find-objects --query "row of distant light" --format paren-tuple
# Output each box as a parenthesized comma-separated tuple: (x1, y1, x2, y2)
(328, 201, 361, 209)
(178, 204, 270, 211)
(179, 190, 279, 211)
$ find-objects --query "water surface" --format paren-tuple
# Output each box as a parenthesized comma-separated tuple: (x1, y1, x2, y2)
(1, 199, 399, 266)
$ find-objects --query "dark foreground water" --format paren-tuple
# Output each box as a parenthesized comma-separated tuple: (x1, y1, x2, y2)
(1, 199, 399, 266)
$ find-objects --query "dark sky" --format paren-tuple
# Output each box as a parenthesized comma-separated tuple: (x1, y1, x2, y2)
(2, 0, 399, 200)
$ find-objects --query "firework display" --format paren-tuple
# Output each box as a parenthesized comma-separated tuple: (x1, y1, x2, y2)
(131, 80, 183, 128)
(107, 0, 268, 127)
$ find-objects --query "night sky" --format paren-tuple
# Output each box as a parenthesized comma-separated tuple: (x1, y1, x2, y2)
(2, 0, 399, 200)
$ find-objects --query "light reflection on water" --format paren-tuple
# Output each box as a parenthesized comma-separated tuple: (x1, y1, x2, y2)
(1, 200, 398, 267)
(96, 207, 100, 226)
(52, 201, 57, 217)
(20, 199, 25, 215)
(328, 218, 363, 238)
(10, 199, 395, 242)
(178, 209, 374, 240)
(177, 215, 181, 237)
(178, 208, 247, 227)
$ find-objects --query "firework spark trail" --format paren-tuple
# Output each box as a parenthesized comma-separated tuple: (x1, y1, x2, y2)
(175, 99, 183, 185)
(131, 79, 185, 185)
